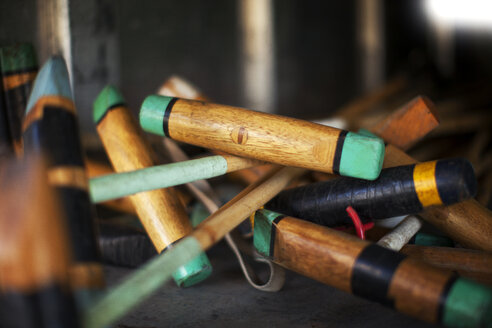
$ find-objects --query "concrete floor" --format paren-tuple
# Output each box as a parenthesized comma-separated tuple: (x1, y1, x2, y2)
(105, 240, 437, 328)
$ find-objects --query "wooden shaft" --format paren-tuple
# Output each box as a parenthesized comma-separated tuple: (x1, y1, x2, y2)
(89, 154, 263, 203)
(369, 96, 439, 150)
(0, 43, 38, 154)
(22, 57, 103, 294)
(84, 165, 305, 328)
(140, 95, 385, 180)
(93, 85, 212, 287)
(400, 245, 492, 286)
(0, 156, 80, 327)
(382, 144, 492, 251)
(157, 76, 274, 185)
(253, 209, 492, 327)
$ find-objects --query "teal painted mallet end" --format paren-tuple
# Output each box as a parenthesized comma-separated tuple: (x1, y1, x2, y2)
(25, 56, 72, 113)
(442, 278, 492, 328)
(139, 95, 174, 136)
(93, 85, 125, 124)
(339, 132, 385, 180)
(253, 209, 283, 257)
(171, 252, 213, 288)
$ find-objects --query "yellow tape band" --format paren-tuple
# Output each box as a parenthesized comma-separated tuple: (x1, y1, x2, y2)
(413, 161, 443, 207)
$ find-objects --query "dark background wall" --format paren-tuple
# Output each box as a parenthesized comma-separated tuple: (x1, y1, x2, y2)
(2, 0, 492, 131)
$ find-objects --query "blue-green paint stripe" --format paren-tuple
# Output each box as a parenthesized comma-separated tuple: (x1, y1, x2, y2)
(89, 155, 228, 203)
(83, 236, 203, 328)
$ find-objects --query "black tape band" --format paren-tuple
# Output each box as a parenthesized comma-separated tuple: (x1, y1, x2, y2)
(437, 274, 459, 323)
(96, 102, 126, 125)
(269, 215, 286, 257)
(332, 130, 348, 175)
(351, 244, 406, 307)
(162, 97, 178, 138)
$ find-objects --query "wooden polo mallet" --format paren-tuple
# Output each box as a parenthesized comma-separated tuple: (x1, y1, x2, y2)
(0, 156, 81, 328)
(139, 95, 386, 180)
(93, 85, 212, 287)
(0, 43, 38, 155)
(253, 209, 492, 327)
(22, 56, 104, 310)
(83, 90, 442, 327)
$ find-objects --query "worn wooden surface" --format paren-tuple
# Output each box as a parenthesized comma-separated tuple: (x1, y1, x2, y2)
(165, 98, 347, 174)
(370, 96, 439, 151)
(270, 216, 457, 325)
(401, 245, 492, 285)
(97, 105, 191, 252)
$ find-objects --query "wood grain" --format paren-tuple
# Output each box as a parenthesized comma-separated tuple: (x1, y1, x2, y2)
(401, 245, 492, 285)
(168, 99, 344, 173)
(269, 215, 456, 324)
(370, 96, 439, 150)
(274, 217, 363, 293)
(388, 258, 453, 323)
(97, 106, 192, 252)
(192, 166, 306, 249)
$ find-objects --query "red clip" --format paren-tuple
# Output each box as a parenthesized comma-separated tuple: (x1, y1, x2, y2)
(346, 206, 373, 240)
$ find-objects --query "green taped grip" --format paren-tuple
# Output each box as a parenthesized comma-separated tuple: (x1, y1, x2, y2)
(0, 43, 37, 73)
(442, 278, 492, 328)
(339, 132, 385, 180)
(93, 85, 125, 123)
(253, 209, 283, 257)
(140, 95, 174, 136)
(171, 252, 212, 287)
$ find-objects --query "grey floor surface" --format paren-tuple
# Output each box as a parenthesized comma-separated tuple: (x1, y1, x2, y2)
(105, 240, 438, 328)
